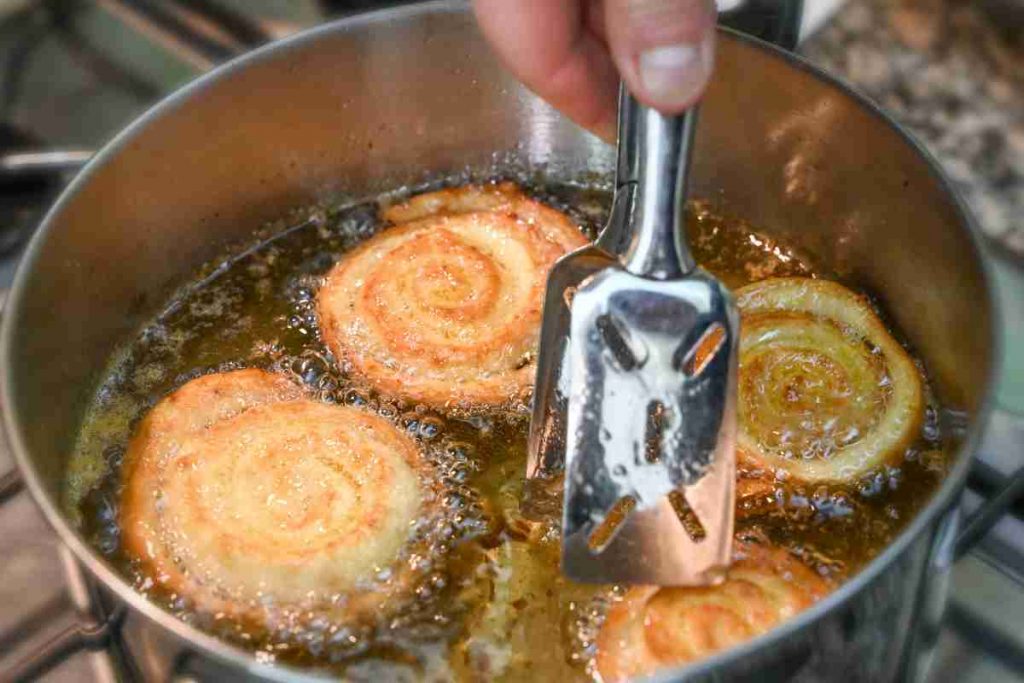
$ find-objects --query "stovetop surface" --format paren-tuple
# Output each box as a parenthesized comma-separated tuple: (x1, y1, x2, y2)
(0, 1, 1022, 681)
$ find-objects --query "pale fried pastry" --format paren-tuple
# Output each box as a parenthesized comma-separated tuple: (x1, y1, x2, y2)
(736, 277, 924, 483)
(120, 369, 426, 620)
(317, 183, 587, 410)
(595, 543, 831, 681)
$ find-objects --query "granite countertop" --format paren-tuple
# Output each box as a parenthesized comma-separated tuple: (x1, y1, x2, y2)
(801, 0, 1024, 257)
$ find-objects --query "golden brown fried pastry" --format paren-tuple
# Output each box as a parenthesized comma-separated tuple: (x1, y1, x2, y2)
(381, 182, 585, 254)
(595, 543, 831, 681)
(120, 369, 426, 618)
(318, 183, 587, 410)
(736, 277, 924, 483)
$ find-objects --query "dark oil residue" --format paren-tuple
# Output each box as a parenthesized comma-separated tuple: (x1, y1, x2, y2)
(66, 180, 951, 681)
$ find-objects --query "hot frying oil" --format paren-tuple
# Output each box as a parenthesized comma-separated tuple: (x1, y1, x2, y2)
(67, 182, 950, 681)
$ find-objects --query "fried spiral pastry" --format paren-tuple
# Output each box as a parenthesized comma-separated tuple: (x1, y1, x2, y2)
(120, 369, 426, 618)
(736, 278, 924, 483)
(595, 543, 831, 681)
(318, 183, 587, 410)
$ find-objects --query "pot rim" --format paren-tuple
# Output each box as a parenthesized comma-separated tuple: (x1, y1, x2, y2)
(0, 2, 1002, 680)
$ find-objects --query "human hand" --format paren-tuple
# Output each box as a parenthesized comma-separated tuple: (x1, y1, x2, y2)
(472, 0, 716, 141)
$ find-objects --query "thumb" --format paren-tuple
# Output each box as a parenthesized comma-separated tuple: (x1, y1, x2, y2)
(604, 0, 717, 113)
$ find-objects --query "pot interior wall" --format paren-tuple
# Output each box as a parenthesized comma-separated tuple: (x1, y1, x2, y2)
(4, 4, 991, 520)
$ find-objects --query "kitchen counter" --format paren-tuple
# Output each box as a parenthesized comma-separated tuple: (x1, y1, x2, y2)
(802, 0, 1024, 258)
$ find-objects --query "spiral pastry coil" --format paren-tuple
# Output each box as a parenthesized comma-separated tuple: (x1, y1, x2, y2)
(735, 277, 924, 483)
(120, 369, 427, 619)
(317, 183, 587, 410)
(595, 543, 830, 681)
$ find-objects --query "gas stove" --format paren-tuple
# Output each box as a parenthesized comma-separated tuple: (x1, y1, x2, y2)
(0, 1, 1022, 681)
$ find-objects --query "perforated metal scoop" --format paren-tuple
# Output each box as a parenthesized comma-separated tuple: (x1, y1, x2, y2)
(557, 96, 739, 586)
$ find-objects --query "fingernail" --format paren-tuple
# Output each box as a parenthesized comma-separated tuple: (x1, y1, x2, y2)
(638, 37, 713, 109)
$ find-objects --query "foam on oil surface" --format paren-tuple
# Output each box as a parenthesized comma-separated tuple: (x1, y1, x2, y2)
(65, 179, 952, 680)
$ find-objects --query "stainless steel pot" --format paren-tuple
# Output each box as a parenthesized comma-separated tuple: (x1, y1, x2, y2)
(0, 2, 1006, 680)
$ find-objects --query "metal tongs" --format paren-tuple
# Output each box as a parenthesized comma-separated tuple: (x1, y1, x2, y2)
(529, 1, 805, 586)
(567, 96, 737, 586)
